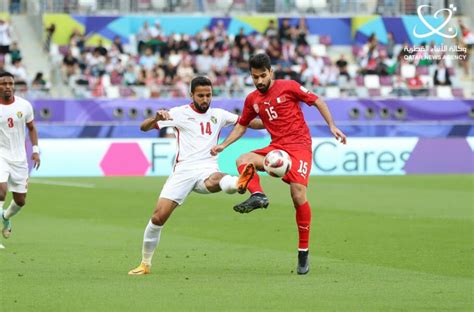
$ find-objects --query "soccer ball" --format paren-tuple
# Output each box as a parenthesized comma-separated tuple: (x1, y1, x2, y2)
(263, 149, 292, 177)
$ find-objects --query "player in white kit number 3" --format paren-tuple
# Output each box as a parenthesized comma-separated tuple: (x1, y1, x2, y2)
(0, 72, 40, 249)
(129, 76, 262, 274)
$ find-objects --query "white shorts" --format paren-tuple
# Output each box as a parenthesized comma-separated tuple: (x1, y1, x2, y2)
(0, 157, 28, 193)
(159, 166, 218, 205)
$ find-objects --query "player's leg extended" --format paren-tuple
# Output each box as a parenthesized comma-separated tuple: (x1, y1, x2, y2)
(2, 192, 25, 239)
(202, 166, 255, 195)
(233, 153, 269, 213)
(236, 152, 264, 194)
(128, 198, 178, 275)
(0, 182, 7, 239)
(290, 183, 311, 275)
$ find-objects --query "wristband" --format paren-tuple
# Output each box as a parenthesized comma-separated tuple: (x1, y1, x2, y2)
(32, 145, 40, 154)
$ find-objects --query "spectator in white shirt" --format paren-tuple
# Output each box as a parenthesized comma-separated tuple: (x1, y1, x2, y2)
(139, 47, 157, 70)
(9, 59, 28, 84)
(195, 48, 213, 74)
(0, 19, 12, 54)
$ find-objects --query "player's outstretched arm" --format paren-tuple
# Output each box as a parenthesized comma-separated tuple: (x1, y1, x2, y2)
(248, 118, 265, 129)
(140, 110, 173, 132)
(211, 123, 248, 156)
(26, 121, 41, 169)
(314, 98, 347, 144)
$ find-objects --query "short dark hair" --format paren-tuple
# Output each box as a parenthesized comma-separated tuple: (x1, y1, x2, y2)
(190, 76, 212, 93)
(249, 53, 271, 71)
(0, 71, 14, 79)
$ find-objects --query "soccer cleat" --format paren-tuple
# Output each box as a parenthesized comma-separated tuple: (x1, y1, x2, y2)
(2, 211, 11, 239)
(128, 262, 151, 275)
(236, 163, 256, 194)
(233, 193, 269, 213)
(0, 243, 5, 249)
(297, 250, 310, 275)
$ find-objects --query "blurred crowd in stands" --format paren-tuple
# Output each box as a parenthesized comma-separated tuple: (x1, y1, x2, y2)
(0, 19, 50, 97)
(47, 18, 473, 99)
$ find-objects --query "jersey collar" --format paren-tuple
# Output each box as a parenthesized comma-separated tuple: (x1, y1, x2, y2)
(189, 103, 206, 114)
(0, 96, 15, 105)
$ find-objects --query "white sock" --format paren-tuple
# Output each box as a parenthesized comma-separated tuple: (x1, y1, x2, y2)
(142, 220, 163, 266)
(4, 200, 22, 220)
(219, 175, 238, 194)
(0, 200, 4, 218)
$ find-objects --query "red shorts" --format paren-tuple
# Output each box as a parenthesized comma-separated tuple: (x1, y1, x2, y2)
(252, 144, 312, 186)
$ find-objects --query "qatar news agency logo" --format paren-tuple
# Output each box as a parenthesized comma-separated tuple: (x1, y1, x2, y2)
(404, 4, 467, 62)
(413, 4, 458, 39)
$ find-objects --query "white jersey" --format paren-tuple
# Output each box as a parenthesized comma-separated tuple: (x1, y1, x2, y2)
(157, 104, 238, 170)
(0, 96, 34, 162)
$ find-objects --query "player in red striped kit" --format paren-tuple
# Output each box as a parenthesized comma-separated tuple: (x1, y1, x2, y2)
(211, 53, 346, 274)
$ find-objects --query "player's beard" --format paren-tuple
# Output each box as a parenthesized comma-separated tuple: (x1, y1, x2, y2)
(2, 90, 13, 102)
(193, 100, 210, 113)
(256, 80, 271, 93)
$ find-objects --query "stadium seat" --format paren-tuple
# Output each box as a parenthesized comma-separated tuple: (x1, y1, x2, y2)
(325, 86, 341, 98)
(368, 88, 381, 97)
(401, 64, 416, 79)
(110, 72, 123, 85)
(310, 44, 327, 56)
(451, 88, 465, 98)
(356, 87, 369, 98)
(136, 0, 151, 10)
(295, 0, 327, 12)
(106, 86, 120, 99)
(352, 45, 362, 57)
(151, 0, 168, 10)
(380, 86, 393, 97)
(355, 76, 364, 87)
(58, 46, 69, 56)
(379, 76, 392, 86)
(322, 56, 331, 66)
(119, 87, 134, 97)
(416, 66, 429, 75)
(319, 35, 331, 46)
(436, 86, 454, 98)
(101, 75, 112, 88)
(419, 75, 432, 87)
(364, 75, 380, 88)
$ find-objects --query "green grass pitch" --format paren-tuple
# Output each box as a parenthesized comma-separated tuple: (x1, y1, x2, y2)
(0, 175, 472, 311)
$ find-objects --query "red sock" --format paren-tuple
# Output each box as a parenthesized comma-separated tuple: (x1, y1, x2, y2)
(237, 164, 264, 194)
(295, 201, 311, 250)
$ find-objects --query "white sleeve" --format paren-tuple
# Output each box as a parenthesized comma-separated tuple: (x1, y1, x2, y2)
(25, 102, 34, 123)
(157, 107, 178, 129)
(220, 109, 239, 128)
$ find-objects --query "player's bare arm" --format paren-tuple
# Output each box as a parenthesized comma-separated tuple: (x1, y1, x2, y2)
(248, 118, 265, 129)
(314, 98, 347, 144)
(140, 110, 173, 132)
(26, 121, 40, 169)
(211, 123, 248, 156)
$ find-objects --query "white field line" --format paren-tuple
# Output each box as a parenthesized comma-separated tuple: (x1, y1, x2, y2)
(29, 179, 96, 188)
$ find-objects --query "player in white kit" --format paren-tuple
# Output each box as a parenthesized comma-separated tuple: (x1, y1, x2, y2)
(129, 76, 262, 275)
(0, 72, 40, 248)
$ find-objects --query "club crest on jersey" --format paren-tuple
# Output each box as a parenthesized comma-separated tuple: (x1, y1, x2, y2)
(253, 104, 259, 113)
(276, 96, 287, 104)
(16, 111, 23, 118)
(300, 86, 310, 94)
(210, 116, 217, 124)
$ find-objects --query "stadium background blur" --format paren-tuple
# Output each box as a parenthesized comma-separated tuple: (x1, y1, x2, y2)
(0, 1, 472, 311)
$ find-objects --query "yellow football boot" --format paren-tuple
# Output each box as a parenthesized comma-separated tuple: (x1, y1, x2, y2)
(128, 263, 151, 275)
